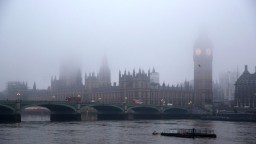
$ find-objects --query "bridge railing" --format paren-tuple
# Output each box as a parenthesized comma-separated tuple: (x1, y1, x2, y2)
(0, 100, 190, 110)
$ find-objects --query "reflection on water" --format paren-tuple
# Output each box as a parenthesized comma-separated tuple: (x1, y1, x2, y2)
(21, 109, 99, 122)
(21, 110, 50, 121)
(21, 112, 98, 122)
(22, 113, 50, 122)
(1, 116, 256, 144)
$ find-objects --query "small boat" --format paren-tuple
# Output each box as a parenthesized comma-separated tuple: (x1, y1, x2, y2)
(152, 131, 158, 135)
(160, 128, 216, 138)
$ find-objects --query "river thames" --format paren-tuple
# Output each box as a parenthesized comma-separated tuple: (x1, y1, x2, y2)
(0, 116, 255, 144)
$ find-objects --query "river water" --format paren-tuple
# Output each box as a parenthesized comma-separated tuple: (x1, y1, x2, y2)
(0, 115, 255, 144)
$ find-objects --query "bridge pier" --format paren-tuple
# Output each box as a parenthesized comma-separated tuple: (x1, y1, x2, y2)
(0, 100, 21, 123)
(50, 113, 81, 121)
(0, 113, 21, 123)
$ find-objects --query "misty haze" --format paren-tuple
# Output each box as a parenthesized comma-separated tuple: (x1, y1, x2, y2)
(0, 0, 255, 90)
(0, 1, 256, 144)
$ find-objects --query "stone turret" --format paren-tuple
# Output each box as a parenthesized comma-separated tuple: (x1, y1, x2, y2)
(119, 68, 150, 89)
(33, 82, 36, 91)
(98, 55, 111, 86)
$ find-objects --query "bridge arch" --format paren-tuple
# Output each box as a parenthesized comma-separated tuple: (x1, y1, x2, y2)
(21, 103, 77, 112)
(82, 104, 124, 113)
(163, 107, 188, 114)
(128, 106, 160, 113)
(21, 103, 80, 121)
(0, 104, 15, 113)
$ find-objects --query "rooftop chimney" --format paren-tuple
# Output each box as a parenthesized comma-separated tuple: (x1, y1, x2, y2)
(243, 65, 250, 74)
(245, 65, 248, 71)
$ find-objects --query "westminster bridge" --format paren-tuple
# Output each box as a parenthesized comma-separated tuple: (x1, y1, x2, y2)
(1, 100, 255, 123)
(0, 100, 193, 122)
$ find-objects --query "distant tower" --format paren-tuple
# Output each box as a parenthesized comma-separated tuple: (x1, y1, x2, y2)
(193, 34, 213, 108)
(98, 55, 111, 86)
(150, 68, 159, 85)
(33, 82, 36, 91)
(59, 60, 82, 88)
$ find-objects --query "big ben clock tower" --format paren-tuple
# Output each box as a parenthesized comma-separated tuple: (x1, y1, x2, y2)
(193, 35, 213, 109)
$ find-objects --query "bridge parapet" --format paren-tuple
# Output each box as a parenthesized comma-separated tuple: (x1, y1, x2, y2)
(0, 100, 191, 122)
(0, 100, 190, 113)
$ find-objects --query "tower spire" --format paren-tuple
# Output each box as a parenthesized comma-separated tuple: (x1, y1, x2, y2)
(33, 81, 36, 90)
(98, 55, 111, 86)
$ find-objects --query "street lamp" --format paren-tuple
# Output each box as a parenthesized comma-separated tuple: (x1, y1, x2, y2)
(16, 92, 21, 100)
(77, 94, 81, 103)
(52, 95, 55, 101)
(124, 97, 128, 112)
(160, 99, 165, 112)
(98, 97, 102, 103)
(16, 92, 21, 111)
(188, 100, 192, 108)
(124, 97, 127, 103)
(77, 94, 81, 110)
(161, 99, 165, 106)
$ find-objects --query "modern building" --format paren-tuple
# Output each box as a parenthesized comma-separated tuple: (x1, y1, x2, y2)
(234, 65, 256, 108)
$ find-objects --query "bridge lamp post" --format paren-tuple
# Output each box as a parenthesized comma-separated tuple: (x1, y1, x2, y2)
(161, 99, 165, 112)
(124, 97, 127, 103)
(77, 94, 81, 101)
(52, 95, 56, 101)
(124, 97, 127, 112)
(16, 92, 21, 101)
(188, 100, 192, 108)
(16, 92, 21, 112)
(98, 97, 102, 103)
(161, 99, 165, 106)
(77, 94, 81, 110)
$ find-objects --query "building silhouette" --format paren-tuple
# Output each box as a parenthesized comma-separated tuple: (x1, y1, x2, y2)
(212, 71, 239, 108)
(235, 65, 256, 108)
(5, 35, 215, 110)
(193, 34, 213, 108)
(85, 56, 111, 90)
(51, 61, 83, 91)
(6, 81, 28, 100)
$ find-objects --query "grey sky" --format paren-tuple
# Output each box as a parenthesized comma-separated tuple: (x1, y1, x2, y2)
(0, 0, 256, 91)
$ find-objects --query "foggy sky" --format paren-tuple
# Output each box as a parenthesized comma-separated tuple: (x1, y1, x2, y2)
(0, 0, 256, 91)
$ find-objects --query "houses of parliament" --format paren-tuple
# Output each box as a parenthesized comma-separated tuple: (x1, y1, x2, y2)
(6, 35, 214, 109)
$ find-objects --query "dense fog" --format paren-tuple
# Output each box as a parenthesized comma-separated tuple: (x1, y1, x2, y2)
(0, 0, 255, 90)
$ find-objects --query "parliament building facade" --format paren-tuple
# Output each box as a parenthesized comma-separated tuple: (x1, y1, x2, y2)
(7, 36, 214, 109)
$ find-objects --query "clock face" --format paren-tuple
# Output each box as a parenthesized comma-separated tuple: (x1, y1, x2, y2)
(206, 48, 212, 55)
(195, 48, 201, 55)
